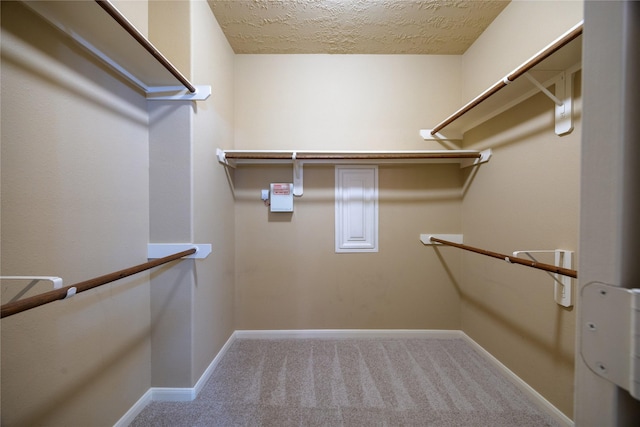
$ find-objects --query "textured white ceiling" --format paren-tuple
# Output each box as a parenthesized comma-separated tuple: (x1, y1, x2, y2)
(208, 0, 510, 54)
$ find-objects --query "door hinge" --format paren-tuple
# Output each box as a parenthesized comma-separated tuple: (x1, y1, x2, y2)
(581, 282, 640, 400)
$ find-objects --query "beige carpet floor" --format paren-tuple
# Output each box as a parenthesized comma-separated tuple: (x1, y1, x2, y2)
(130, 337, 561, 426)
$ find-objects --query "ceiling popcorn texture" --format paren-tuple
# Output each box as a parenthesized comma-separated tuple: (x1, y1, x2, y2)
(208, 0, 510, 54)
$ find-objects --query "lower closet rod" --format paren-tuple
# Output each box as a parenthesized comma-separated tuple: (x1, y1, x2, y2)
(429, 237, 578, 279)
(0, 248, 197, 319)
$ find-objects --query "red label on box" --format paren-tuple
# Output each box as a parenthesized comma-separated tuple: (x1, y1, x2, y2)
(272, 184, 290, 195)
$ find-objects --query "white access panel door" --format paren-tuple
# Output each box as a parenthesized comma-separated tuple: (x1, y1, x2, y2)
(335, 166, 378, 253)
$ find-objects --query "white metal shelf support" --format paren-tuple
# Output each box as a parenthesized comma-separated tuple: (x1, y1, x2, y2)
(0, 276, 64, 289)
(522, 70, 575, 136)
(1, 276, 64, 304)
(147, 244, 212, 259)
(419, 129, 463, 142)
(512, 249, 573, 307)
(292, 153, 303, 196)
(460, 149, 492, 168)
(420, 234, 464, 245)
(523, 73, 564, 106)
(145, 85, 212, 101)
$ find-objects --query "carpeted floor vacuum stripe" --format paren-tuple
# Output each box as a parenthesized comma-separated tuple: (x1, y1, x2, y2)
(131, 337, 561, 426)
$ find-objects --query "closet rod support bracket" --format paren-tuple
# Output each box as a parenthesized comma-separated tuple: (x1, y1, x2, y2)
(460, 149, 492, 168)
(420, 234, 463, 245)
(148, 244, 212, 259)
(0, 276, 64, 289)
(419, 129, 463, 141)
(513, 249, 573, 307)
(523, 72, 563, 106)
(216, 148, 236, 168)
(146, 85, 211, 101)
(292, 154, 303, 197)
(554, 70, 574, 136)
(523, 68, 577, 136)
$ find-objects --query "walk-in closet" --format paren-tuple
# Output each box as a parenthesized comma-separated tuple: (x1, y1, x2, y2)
(2, 1, 639, 426)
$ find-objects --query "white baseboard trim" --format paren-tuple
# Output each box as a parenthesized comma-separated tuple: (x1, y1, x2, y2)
(193, 332, 238, 397)
(150, 387, 196, 402)
(113, 389, 153, 427)
(113, 332, 237, 427)
(116, 329, 572, 427)
(461, 334, 574, 427)
(234, 329, 463, 340)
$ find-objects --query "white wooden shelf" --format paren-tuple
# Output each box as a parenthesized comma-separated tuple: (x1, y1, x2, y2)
(422, 21, 583, 140)
(21, 0, 210, 101)
(217, 149, 491, 166)
(217, 148, 492, 196)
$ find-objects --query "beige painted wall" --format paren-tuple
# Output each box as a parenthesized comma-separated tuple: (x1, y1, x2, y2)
(148, 0, 236, 388)
(190, 0, 236, 384)
(459, 0, 583, 418)
(148, 0, 196, 389)
(462, 0, 584, 100)
(1, 2, 151, 425)
(235, 55, 461, 151)
(233, 55, 465, 329)
(234, 164, 464, 329)
(112, 0, 148, 36)
(149, 0, 191, 77)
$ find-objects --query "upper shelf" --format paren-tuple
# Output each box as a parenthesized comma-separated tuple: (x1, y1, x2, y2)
(422, 21, 583, 139)
(21, 0, 210, 101)
(217, 149, 492, 168)
(217, 149, 492, 196)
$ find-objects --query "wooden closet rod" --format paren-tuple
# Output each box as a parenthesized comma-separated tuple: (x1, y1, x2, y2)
(429, 237, 578, 279)
(0, 248, 196, 319)
(95, 0, 197, 93)
(431, 21, 583, 136)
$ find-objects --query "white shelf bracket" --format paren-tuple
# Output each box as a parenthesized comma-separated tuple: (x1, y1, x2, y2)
(523, 72, 564, 106)
(555, 70, 574, 136)
(292, 153, 303, 197)
(1, 276, 64, 304)
(581, 283, 640, 401)
(216, 148, 228, 165)
(460, 148, 492, 168)
(216, 148, 236, 168)
(0, 276, 64, 289)
(523, 71, 574, 136)
(420, 234, 463, 245)
(512, 249, 573, 307)
(419, 129, 463, 141)
(146, 85, 211, 101)
(147, 244, 212, 259)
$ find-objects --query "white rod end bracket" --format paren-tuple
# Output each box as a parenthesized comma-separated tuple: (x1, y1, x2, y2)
(147, 244, 212, 259)
(0, 276, 64, 289)
(146, 85, 211, 101)
(460, 149, 492, 168)
(420, 129, 463, 141)
(420, 234, 463, 245)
